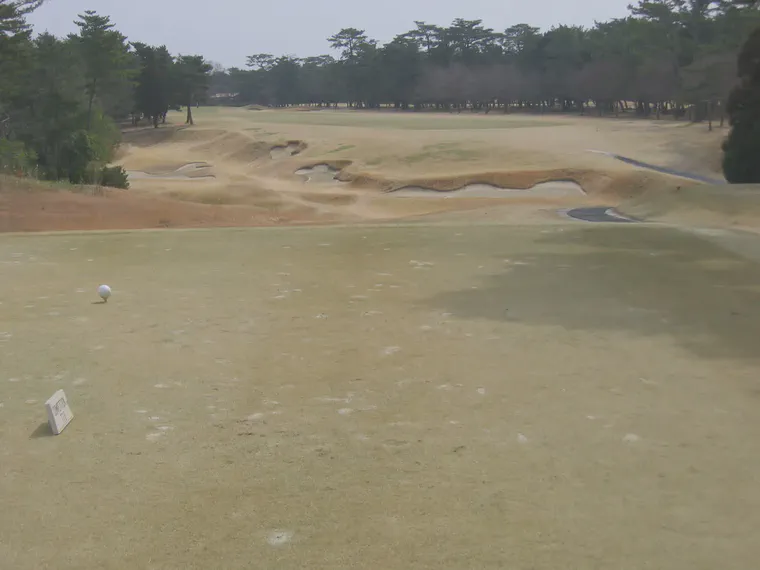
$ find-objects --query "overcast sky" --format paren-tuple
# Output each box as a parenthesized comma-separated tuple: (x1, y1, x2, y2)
(28, 0, 633, 68)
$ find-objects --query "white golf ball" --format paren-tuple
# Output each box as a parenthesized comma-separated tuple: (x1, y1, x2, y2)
(98, 284, 112, 301)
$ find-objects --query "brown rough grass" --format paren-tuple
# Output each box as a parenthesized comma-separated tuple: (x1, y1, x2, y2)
(2, 107, 739, 233)
(620, 183, 760, 231)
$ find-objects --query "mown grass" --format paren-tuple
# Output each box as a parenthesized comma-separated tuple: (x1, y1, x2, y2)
(326, 144, 356, 154)
(402, 142, 482, 164)
(235, 110, 563, 130)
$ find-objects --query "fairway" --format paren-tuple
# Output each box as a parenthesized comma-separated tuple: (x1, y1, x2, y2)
(235, 109, 564, 129)
(3, 222, 760, 569)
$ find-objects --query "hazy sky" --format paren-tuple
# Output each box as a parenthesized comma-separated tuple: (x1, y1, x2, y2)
(28, 0, 633, 68)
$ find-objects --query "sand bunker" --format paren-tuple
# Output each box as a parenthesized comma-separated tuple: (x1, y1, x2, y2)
(295, 164, 346, 184)
(391, 181, 585, 198)
(270, 142, 303, 160)
(127, 162, 215, 181)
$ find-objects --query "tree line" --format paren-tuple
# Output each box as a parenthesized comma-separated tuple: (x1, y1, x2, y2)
(0, 1, 212, 187)
(211, 1, 758, 126)
(1, 0, 759, 186)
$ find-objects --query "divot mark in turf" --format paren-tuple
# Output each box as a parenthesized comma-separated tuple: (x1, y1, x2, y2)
(383, 439, 410, 449)
(266, 530, 293, 546)
(409, 260, 434, 268)
(316, 396, 352, 403)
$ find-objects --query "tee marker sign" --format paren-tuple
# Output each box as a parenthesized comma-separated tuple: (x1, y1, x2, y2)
(45, 390, 74, 435)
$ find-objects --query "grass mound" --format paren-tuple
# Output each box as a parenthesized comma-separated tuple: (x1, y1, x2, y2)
(619, 183, 760, 229)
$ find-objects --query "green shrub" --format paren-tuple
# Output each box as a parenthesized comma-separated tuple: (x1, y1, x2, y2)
(0, 139, 37, 176)
(98, 165, 129, 189)
(87, 110, 122, 163)
(60, 130, 97, 183)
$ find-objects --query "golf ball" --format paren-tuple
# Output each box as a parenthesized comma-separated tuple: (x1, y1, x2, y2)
(98, 284, 112, 300)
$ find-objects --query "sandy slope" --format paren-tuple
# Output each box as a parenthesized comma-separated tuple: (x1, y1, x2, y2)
(1, 108, 733, 232)
(116, 108, 729, 222)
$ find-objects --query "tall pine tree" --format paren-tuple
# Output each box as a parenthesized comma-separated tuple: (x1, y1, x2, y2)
(722, 27, 760, 182)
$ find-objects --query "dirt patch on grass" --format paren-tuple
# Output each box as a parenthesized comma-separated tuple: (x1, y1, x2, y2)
(299, 192, 358, 206)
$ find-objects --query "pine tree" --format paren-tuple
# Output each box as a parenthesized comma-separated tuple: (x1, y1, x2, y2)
(70, 10, 133, 129)
(175, 55, 212, 125)
(722, 27, 760, 182)
(133, 43, 173, 127)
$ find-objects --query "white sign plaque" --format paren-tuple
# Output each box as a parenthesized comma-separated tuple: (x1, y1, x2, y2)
(45, 390, 74, 435)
